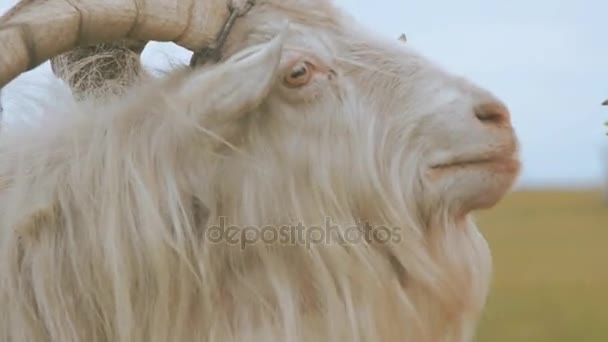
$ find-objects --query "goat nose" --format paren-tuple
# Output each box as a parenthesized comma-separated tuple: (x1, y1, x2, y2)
(474, 101, 511, 127)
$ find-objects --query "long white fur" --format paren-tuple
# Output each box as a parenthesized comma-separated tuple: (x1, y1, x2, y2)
(0, 1, 519, 341)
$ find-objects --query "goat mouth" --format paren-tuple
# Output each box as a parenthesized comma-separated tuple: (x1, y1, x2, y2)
(430, 155, 520, 171)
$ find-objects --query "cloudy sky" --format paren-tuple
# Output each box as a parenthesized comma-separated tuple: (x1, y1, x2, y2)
(1, 0, 607, 188)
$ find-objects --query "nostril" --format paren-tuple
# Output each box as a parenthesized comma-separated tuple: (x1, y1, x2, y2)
(474, 102, 510, 126)
(476, 110, 503, 125)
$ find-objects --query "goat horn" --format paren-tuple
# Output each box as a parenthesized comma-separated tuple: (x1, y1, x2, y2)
(0, 0, 236, 88)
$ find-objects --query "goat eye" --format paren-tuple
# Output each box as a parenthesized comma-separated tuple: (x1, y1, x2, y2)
(284, 61, 313, 88)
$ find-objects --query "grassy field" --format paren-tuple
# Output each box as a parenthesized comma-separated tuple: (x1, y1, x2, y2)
(475, 189, 608, 341)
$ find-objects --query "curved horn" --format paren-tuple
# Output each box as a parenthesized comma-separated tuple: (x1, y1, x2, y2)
(0, 0, 235, 88)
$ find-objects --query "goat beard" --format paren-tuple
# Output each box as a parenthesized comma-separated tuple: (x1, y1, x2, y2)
(0, 75, 492, 342)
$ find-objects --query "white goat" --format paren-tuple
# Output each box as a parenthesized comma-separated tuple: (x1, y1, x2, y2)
(0, 0, 520, 341)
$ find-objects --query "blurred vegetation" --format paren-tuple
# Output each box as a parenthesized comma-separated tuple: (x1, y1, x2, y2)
(604, 99, 607, 130)
(475, 190, 608, 342)
(604, 99, 607, 135)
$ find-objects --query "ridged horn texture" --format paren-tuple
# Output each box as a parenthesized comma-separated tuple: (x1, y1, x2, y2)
(0, 0, 233, 88)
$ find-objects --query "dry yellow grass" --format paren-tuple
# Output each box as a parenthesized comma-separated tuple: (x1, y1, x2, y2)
(475, 189, 608, 341)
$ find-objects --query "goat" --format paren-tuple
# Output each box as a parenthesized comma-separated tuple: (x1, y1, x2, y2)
(0, 0, 521, 341)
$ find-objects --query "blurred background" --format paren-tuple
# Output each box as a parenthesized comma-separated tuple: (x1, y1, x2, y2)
(1, 0, 607, 341)
(342, 2, 608, 341)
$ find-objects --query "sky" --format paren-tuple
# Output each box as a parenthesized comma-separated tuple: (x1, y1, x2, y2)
(1, 0, 607, 188)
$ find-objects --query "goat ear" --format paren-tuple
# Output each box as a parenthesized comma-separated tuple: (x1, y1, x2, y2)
(178, 26, 287, 117)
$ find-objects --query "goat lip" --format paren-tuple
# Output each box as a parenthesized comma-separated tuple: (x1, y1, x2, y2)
(430, 155, 519, 170)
